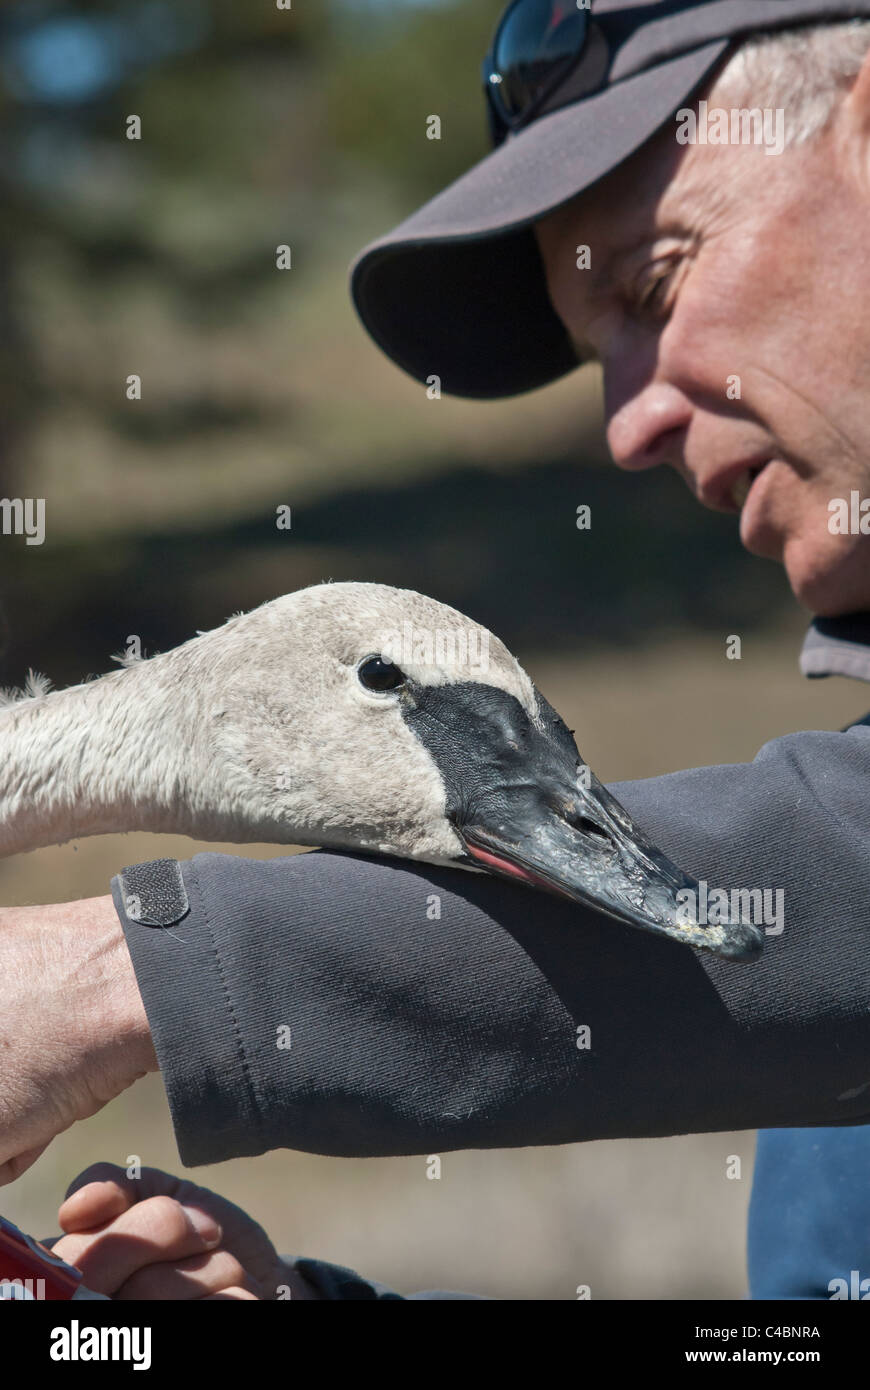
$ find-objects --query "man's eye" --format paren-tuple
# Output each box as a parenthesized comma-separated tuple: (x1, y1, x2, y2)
(634, 262, 679, 321)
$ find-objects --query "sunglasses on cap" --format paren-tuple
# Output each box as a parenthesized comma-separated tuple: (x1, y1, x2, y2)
(482, 0, 671, 148)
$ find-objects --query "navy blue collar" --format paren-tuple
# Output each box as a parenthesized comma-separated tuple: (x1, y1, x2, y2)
(801, 613, 870, 683)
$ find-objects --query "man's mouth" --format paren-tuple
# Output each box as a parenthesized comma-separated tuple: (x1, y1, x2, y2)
(729, 463, 769, 511)
(696, 458, 773, 514)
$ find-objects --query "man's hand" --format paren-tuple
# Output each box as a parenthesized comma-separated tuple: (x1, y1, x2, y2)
(0, 895, 157, 1185)
(50, 1163, 321, 1300)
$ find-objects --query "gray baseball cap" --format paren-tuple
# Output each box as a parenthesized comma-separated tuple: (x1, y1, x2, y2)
(351, 0, 870, 399)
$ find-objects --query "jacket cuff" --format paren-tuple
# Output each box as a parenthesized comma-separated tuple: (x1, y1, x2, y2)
(111, 856, 265, 1166)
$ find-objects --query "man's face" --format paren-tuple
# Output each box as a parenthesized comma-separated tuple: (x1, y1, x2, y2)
(534, 76, 870, 616)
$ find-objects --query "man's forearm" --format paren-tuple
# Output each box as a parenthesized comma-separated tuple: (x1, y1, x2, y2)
(107, 723, 870, 1166)
(0, 896, 158, 1185)
(64, 894, 158, 1082)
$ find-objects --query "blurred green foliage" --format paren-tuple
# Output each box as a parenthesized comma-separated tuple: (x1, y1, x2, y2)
(327, 0, 504, 202)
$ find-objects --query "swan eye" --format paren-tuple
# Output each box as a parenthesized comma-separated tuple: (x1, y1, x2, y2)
(358, 656, 406, 693)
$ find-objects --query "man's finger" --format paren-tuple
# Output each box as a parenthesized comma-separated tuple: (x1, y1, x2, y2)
(59, 1178, 130, 1233)
(60, 1163, 207, 1232)
(114, 1249, 259, 1301)
(62, 1162, 182, 1209)
(52, 1194, 222, 1295)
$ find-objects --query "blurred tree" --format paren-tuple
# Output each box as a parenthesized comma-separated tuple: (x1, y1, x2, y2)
(327, 0, 503, 203)
(0, 0, 500, 496)
(0, 0, 790, 685)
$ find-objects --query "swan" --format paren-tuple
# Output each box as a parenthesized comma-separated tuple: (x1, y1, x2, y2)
(0, 582, 761, 960)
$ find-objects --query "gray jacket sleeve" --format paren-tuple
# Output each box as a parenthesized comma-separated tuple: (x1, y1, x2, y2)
(112, 722, 870, 1168)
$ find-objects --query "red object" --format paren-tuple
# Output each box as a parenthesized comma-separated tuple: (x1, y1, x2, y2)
(0, 1214, 83, 1300)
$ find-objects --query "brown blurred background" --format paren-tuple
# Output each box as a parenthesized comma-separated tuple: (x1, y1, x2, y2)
(0, 0, 865, 1299)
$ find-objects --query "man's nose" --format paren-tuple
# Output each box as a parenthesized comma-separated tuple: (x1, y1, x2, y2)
(605, 375, 692, 474)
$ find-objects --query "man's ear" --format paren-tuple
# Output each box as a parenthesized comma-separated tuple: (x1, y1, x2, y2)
(834, 46, 870, 192)
(843, 45, 870, 144)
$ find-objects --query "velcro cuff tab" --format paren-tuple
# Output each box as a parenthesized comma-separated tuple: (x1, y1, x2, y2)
(118, 858, 190, 927)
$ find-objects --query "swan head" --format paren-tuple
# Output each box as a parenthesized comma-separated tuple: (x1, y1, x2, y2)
(193, 582, 761, 961)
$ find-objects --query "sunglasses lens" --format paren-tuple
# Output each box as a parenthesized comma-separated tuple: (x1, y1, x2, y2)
(491, 0, 590, 121)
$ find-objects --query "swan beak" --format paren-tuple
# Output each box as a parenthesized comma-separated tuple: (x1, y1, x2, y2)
(403, 681, 763, 962)
(459, 761, 763, 963)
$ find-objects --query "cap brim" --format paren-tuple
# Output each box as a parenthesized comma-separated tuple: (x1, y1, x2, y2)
(351, 39, 729, 399)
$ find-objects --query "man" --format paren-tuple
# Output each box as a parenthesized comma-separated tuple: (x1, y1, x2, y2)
(2, 0, 870, 1299)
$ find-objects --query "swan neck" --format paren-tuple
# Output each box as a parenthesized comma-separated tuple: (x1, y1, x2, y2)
(0, 668, 185, 856)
